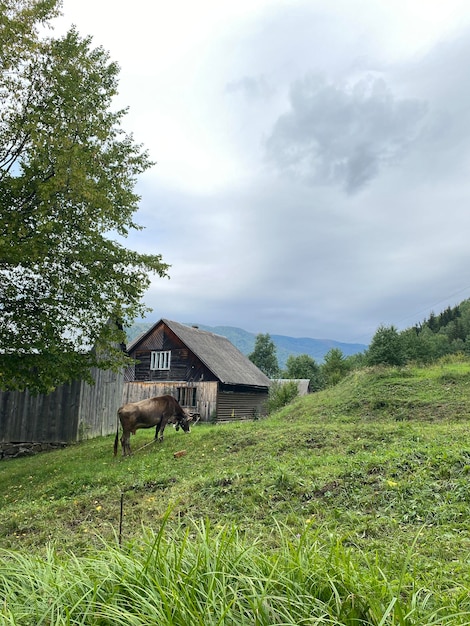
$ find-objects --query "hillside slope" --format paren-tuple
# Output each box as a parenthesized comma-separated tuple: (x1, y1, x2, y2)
(2, 360, 470, 559)
(3, 364, 470, 626)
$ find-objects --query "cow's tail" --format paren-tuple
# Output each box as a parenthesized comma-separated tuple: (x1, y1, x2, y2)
(113, 412, 120, 456)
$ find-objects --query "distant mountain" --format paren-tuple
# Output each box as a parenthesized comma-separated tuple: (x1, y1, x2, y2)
(126, 321, 368, 369)
(126, 322, 156, 344)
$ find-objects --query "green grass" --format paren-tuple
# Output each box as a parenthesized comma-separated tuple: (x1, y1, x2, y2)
(2, 359, 470, 623)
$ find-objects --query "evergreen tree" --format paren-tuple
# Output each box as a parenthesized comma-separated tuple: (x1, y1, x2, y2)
(426, 312, 438, 332)
(366, 325, 405, 367)
(321, 348, 350, 386)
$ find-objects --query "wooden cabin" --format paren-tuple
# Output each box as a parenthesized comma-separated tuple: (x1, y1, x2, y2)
(123, 319, 271, 421)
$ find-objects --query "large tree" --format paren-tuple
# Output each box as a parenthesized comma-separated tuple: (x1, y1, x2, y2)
(284, 353, 323, 391)
(248, 333, 279, 378)
(0, 0, 168, 393)
(321, 348, 350, 387)
(366, 325, 404, 367)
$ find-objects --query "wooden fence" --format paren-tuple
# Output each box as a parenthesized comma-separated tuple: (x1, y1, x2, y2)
(0, 367, 123, 445)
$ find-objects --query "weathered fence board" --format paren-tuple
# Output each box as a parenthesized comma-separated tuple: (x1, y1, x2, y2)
(0, 367, 123, 445)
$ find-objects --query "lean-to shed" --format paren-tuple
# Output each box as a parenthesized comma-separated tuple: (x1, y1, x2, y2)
(123, 319, 271, 421)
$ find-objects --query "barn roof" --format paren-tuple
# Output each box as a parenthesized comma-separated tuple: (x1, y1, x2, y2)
(271, 379, 311, 396)
(128, 319, 271, 388)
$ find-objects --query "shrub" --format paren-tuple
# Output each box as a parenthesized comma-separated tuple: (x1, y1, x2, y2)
(266, 380, 299, 413)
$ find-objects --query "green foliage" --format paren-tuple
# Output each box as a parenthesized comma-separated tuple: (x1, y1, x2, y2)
(0, 1, 169, 393)
(266, 379, 299, 413)
(344, 351, 367, 370)
(284, 353, 323, 390)
(364, 299, 470, 369)
(321, 347, 351, 386)
(366, 325, 405, 366)
(248, 332, 279, 377)
(401, 326, 450, 364)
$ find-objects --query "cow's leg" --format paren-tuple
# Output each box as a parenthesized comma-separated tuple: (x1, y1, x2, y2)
(156, 418, 168, 442)
(155, 423, 164, 442)
(121, 431, 131, 456)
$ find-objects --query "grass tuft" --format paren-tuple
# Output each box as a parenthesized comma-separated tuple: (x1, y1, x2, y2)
(2, 516, 470, 625)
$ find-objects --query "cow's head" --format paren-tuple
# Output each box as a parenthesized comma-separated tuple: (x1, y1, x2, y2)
(175, 411, 193, 433)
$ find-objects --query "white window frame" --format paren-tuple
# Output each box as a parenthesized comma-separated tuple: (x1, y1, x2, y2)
(150, 350, 171, 370)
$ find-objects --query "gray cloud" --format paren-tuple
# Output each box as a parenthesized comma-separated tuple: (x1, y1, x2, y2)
(265, 74, 428, 193)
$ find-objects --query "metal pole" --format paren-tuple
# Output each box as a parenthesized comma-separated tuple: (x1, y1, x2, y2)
(119, 491, 124, 547)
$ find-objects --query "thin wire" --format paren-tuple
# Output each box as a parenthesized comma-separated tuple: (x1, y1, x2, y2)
(350, 285, 470, 347)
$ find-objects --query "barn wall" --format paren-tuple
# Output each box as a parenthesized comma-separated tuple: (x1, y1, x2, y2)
(216, 390, 269, 422)
(0, 367, 123, 445)
(122, 381, 218, 421)
(77, 367, 124, 439)
(0, 380, 81, 443)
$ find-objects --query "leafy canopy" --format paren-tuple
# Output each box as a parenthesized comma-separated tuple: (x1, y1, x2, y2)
(366, 325, 405, 367)
(265, 379, 299, 413)
(0, 0, 169, 393)
(321, 347, 351, 386)
(248, 333, 279, 378)
(284, 353, 323, 391)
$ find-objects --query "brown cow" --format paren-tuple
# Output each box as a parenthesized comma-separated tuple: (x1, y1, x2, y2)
(114, 395, 192, 456)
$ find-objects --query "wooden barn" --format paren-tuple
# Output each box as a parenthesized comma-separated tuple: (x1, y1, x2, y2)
(123, 319, 271, 422)
(0, 367, 123, 460)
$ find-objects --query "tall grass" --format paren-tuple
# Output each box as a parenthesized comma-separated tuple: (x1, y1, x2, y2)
(1, 515, 470, 625)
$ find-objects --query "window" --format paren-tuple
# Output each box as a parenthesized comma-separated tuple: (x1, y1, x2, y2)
(150, 351, 171, 370)
(177, 386, 197, 407)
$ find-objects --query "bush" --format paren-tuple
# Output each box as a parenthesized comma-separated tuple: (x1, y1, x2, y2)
(266, 380, 299, 413)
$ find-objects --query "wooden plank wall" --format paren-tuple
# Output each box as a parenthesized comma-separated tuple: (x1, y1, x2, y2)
(0, 381, 81, 443)
(122, 381, 218, 421)
(0, 368, 123, 443)
(216, 391, 269, 422)
(77, 367, 124, 439)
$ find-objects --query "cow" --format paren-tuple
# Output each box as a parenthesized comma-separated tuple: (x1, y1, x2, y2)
(113, 395, 192, 457)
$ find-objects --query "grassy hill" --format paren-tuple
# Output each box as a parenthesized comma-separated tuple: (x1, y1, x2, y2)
(2, 358, 470, 623)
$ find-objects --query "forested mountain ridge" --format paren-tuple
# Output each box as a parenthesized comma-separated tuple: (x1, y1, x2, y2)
(126, 321, 367, 368)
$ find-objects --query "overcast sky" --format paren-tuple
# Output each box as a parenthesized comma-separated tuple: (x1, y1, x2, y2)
(57, 0, 470, 343)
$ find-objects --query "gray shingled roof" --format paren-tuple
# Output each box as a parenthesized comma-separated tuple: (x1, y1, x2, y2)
(272, 379, 311, 396)
(129, 319, 271, 388)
